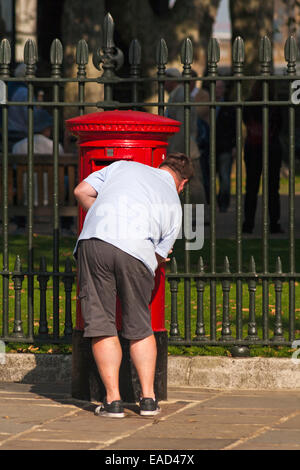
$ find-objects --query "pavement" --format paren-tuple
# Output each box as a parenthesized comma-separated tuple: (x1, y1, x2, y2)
(0, 382, 299, 451)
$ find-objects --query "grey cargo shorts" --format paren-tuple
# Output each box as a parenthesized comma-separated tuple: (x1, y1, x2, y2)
(77, 238, 155, 340)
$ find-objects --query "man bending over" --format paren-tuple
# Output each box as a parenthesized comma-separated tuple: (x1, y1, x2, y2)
(74, 153, 193, 418)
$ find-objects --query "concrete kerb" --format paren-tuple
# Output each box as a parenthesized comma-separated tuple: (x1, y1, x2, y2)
(0, 354, 300, 390)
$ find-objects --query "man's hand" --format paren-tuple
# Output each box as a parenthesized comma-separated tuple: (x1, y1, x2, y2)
(74, 181, 97, 211)
(156, 249, 173, 265)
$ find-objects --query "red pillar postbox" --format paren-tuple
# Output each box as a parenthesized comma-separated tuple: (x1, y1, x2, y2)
(66, 110, 180, 402)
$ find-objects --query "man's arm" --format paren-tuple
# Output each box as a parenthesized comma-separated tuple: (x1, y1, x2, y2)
(155, 253, 166, 265)
(74, 181, 98, 211)
(155, 249, 173, 266)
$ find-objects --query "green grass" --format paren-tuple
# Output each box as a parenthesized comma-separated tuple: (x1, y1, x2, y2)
(167, 345, 296, 358)
(1, 234, 300, 357)
(167, 237, 300, 349)
(0, 234, 78, 339)
(171, 236, 300, 273)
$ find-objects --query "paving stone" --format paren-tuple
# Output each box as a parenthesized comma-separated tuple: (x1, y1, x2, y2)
(201, 394, 300, 410)
(273, 413, 300, 429)
(243, 429, 300, 446)
(0, 383, 299, 451)
(167, 388, 222, 401)
(0, 402, 73, 435)
(175, 407, 283, 425)
(0, 382, 71, 395)
(103, 437, 235, 451)
(0, 438, 96, 450)
(16, 401, 185, 445)
(130, 419, 262, 440)
(235, 442, 300, 450)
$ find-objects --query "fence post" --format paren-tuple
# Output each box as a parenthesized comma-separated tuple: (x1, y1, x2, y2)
(207, 38, 219, 343)
(285, 35, 298, 343)
(24, 38, 38, 341)
(0, 39, 11, 339)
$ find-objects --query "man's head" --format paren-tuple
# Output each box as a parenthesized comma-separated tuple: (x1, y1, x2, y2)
(159, 152, 194, 194)
(165, 68, 181, 94)
(14, 63, 26, 78)
(34, 110, 53, 137)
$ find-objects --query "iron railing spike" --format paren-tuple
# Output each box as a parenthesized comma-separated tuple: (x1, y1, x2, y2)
(197, 256, 204, 272)
(65, 257, 72, 271)
(14, 255, 22, 272)
(50, 39, 63, 65)
(259, 35, 272, 63)
(76, 39, 89, 65)
(103, 12, 115, 49)
(0, 39, 11, 65)
(181, 37, 193, 65)
(129, 39, 141, 66)
(224, 256, 230, 272)
(232, 36, 244, 64)
(156, 38, 168, 66)
(24, 39, 38, 66)
(276, 256, 282, 273)
(284, 35, 298, 63)
(171, 257, 178, 273)
(39, 256, 47, 272)
(249, 256, 256, 273)
(208, 37, 220, 64)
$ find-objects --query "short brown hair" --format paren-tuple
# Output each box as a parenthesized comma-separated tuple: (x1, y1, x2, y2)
(159, 152, 194, 181)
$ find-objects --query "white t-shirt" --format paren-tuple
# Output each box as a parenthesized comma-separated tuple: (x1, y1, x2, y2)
(12, 134, 64, 155)
(74, 160, 183, 275)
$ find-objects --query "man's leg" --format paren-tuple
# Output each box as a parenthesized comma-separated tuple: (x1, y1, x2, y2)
(217, 151, 233, 212)
(92, 335, 122, 403)
(130, 334, 157, 399)
(243, 144, 262, 231)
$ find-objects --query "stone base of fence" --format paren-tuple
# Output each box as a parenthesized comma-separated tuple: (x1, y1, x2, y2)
(0, 353, 300, 391)
(167, 356, 300, 390)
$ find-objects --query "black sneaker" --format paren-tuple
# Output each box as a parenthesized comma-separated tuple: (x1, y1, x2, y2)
(139, 397, 161, 417)
(94, 398, 125, 418)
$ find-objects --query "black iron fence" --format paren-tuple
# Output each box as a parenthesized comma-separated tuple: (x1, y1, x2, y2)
(1, 13, 300, 353)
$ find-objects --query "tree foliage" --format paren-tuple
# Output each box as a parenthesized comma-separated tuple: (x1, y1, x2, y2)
(229, 0, 275, 74)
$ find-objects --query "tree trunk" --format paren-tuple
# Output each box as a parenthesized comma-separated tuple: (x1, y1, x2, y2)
(109, 0, 221, 75)
(230, 0, 275, 74)
(61, 0, 106, 120)
(61, 0, 222, 119)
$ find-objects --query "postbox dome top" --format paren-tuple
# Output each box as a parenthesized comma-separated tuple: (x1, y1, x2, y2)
(66, 109, 181, 137)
